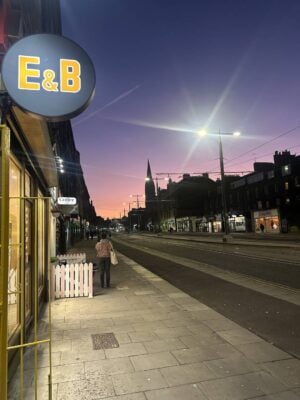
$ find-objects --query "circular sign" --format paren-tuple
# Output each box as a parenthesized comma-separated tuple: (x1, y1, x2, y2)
(1, 34, 96, 121)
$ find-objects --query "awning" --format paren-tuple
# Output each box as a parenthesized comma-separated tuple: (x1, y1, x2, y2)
(11, 106, 58, 187)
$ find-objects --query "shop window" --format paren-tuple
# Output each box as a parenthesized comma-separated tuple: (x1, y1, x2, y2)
(37, 191, 45, 291)
(8, 159, 21, 337)
(284, 181, 289, 191)
(25, 172, 31, 197)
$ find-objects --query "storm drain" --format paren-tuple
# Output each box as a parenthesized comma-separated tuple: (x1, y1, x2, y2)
(91, 333, 119, 350)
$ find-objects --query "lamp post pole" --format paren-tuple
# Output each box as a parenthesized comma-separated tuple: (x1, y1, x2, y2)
(198, 129, 240, 237)
(218, 134, 229, 235)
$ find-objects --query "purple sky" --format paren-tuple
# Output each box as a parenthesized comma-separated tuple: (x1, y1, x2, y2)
(60, 0, 300, 219)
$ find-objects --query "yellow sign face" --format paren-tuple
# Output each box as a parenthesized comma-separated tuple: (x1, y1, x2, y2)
(2, 34, 95, 121)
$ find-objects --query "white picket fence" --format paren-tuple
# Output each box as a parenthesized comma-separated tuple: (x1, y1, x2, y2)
(56, 253, 86, 264)
(52, 263, 93, 299)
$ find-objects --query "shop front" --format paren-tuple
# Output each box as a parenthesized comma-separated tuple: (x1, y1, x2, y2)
(228, 214, 246, 232)
(195, 217, 210, 232)
(212, 214, 222, 233)
(160, 217, 176, 232)
(176, 216, 196, 232)
(253, 209, 280, 233)
(0, 113, 58, 394)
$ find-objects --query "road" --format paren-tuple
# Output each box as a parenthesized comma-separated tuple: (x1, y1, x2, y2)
(112, 233, 300, 359)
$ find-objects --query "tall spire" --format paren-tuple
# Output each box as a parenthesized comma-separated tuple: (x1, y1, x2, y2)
(147, 159, 153, 179)
(145, 160, 156, 205)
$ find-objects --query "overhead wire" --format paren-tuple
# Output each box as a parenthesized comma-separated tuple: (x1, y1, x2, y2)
(225, 125, 300, 166)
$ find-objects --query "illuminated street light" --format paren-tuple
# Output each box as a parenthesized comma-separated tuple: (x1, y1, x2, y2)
(199, 130, 241, 236)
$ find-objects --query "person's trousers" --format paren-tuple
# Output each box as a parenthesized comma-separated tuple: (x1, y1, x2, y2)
(99, 257, 111, 288)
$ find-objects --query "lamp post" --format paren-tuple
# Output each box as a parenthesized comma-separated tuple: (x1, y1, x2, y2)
(198, 129, 240, 237)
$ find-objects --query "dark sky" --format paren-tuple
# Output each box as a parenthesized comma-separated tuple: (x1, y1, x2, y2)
(60, 0, 300, 218)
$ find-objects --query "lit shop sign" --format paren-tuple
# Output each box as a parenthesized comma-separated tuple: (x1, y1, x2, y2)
(1, 34, 96, 121)
(57, 197, 77, 206)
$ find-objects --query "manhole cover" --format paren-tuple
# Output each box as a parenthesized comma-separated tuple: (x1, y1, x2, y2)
(91, 333, 119, 350)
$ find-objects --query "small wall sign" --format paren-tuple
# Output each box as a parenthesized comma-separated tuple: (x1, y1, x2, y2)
(57, 197, 77, 205)
(1, 34, 96, 121)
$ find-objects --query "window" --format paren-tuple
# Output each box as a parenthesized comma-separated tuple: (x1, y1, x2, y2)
(268, 170, 275, 179)
(8, 159, 21, 337)
(264, 186, 269, 195)
(282, 164, 291, 176)
(295, 177, 300, 187)
(284, 182, 289, 191)
(25, 172, 31, 197)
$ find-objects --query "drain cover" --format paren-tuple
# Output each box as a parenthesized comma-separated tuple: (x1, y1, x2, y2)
(91, 333, 119, 350)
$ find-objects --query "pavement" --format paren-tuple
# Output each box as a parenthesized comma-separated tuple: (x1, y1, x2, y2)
(141, 232, 300, 248)
(8, 239, 300, 400)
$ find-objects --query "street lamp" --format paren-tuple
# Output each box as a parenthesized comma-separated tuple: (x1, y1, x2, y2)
(198, 129, 241, 236)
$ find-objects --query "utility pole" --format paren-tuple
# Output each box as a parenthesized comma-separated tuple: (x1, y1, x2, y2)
(218, 133, 229, 235)
(130, 194, 144, 208)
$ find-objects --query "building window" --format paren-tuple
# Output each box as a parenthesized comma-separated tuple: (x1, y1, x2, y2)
(268, 170, 275, 179)
(274, 183, 278, 193)
(266, 201, 270, 208)
(25, 172, 31, 197)
(8, 159, 21, 337)
(284, 182, 289, 191)
(37, 191, 45, 292)
(295, 177, 300, 187)
(282, 164, 291, 176)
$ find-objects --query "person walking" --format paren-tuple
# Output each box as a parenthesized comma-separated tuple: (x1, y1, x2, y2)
(95, 232, 113, 288)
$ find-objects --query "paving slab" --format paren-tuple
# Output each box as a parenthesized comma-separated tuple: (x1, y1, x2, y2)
(160, 362, 216, 386)
(199, 374, 264, 400)
(145, 383, 207, 400)
(236, 341, 292, 363)
(57, 375, 115, 400)
(112, 370, 167, 395)
(130, 351, 178, 371)
(262, 359, 300, 388)
(203, 354, 260, 377)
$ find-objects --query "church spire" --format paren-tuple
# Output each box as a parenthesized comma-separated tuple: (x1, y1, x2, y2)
(145, 160, 156, 206)
(147, 159, 153, 179)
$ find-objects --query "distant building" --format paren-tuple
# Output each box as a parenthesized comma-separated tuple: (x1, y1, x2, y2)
(229, 151, 300, 233)
(146, 150, 300, 233)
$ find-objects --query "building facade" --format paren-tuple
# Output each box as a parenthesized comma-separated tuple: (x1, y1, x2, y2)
(0, 0, 97, 393)
(145, 151, 300, 234)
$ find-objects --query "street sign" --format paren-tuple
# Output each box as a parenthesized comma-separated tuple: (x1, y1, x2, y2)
(57, 197, 76, 205)
(1, 34, 96, 121)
